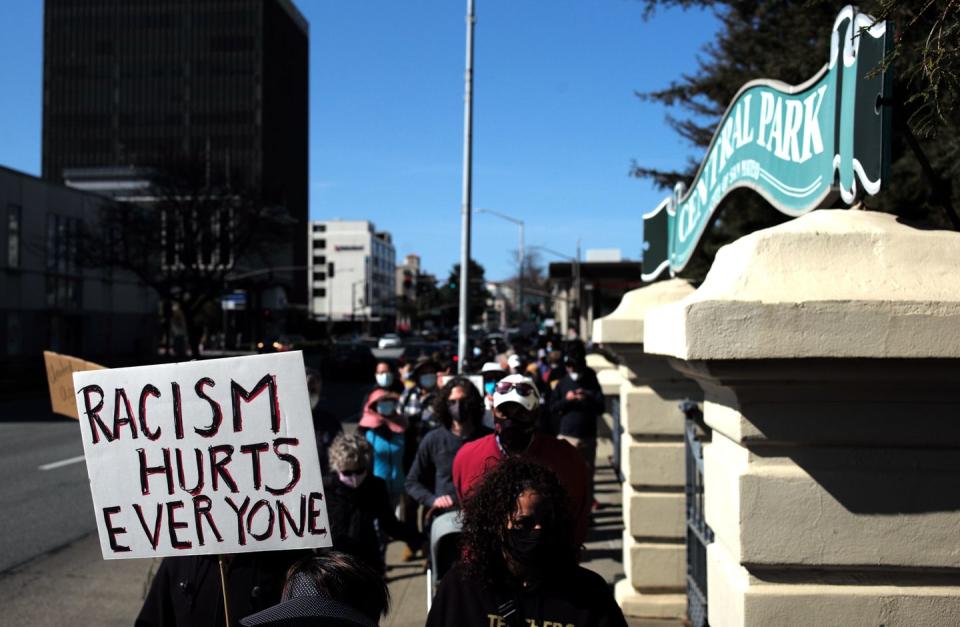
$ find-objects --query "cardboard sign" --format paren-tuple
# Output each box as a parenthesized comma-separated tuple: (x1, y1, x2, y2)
(73, 351, 330, 560)
(44, 351, 106, 420)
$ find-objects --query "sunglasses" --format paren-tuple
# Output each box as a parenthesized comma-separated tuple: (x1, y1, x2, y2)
(340, 468, 366, 476)
(495, 381, 537, 396)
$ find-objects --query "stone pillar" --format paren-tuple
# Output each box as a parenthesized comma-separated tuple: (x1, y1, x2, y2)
(593, 279, 701, 621)
(644, 211, 960, 627)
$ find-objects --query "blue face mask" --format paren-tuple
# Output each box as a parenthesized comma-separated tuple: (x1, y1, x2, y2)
(484, 381, 496, 395)
(419, 373, 437, 389)
(376, 400, 397, 416)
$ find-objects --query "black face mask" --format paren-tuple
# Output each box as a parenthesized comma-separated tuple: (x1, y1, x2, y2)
(448, 399, 467, 423)
(505, 527, 553, 570)
(495, 412, 536, 453)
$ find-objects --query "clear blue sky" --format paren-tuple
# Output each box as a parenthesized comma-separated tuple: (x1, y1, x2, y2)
(0, 1, 719, 281)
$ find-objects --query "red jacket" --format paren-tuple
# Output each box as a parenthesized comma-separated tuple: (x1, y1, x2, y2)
(452, 433, 590, 545)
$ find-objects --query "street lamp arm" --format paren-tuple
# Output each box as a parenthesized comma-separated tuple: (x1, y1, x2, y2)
(475, 207, 523, 226)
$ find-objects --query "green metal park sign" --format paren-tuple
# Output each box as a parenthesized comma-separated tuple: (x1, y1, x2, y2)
(642, 6, 892, 281)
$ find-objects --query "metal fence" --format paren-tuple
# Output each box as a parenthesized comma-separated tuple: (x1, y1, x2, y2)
(605, 395, 623, 482)
(682, 400, 713, 627)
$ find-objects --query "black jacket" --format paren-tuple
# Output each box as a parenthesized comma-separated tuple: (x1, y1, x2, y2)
(549, 369, 604, 439)
(426, 562, 628, 627)
(313, 404, 343, 475)
(405, 424, 491, 508)
(135, 551, 306, 627)
(323, 473, 421, 571)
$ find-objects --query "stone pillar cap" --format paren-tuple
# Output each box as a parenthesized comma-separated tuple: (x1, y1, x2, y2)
(586, 352, 615, 372)
(645, 210, 960, 360)
(593, 278, 695, 345)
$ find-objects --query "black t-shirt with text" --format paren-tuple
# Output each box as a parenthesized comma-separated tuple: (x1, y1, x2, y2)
(426, 561, 628, 627)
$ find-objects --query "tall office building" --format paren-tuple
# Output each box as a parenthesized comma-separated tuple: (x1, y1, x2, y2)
(42, 0, 309, 304)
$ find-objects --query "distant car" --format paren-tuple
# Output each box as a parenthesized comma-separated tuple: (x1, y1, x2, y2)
(256, 334, 306, 353)
(378, 333, 404, 349)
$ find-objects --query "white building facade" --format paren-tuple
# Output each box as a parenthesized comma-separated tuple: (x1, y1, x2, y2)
(308, 220, 396, 322)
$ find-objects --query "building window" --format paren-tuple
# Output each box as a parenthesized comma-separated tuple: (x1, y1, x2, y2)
(313, 287, 326, 298)
(312, 224, 326, 232)
(327, 262, 335, 278)
(313, 255, 326, 265)
(7, 204, 21, 268)
(315, 272, 326, 281)
(317, 239, 326, 249)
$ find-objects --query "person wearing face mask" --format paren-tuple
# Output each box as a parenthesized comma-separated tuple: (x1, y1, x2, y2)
(452, 374, 590, 545)
(306, 368, 342, 475)
(362, 361, 403, 409)
(427, 457, 626, 627)
(405, 377, 491, 518)
(358, 389, 408, 508)
(479, 361, 507, 429)
(550, 354, 604, 509)
(323, 433, 423, 574)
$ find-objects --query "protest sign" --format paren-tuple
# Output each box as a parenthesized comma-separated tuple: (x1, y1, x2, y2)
(44, 350, 106, 420)
(73, 351, 330, 560)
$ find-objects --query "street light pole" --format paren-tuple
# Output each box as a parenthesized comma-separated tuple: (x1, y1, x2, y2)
(475, 207, 524, 324)
(457, 0, 476, 373)
(528, 244, 580, 334)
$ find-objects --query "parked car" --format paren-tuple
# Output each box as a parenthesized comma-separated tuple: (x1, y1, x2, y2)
(377, 333, 404, 349)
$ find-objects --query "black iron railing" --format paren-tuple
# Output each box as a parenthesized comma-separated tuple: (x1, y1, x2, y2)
(605, 395, 623, 482)
(681, 400, 713, 627)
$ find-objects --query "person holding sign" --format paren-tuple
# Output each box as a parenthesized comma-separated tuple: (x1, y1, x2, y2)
(323, 433, 422, 573)
(137, 551, 306, 627)
(73, 352, 334, 627)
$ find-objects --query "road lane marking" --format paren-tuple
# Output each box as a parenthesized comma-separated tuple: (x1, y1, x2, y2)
(38, 455, 85, 471)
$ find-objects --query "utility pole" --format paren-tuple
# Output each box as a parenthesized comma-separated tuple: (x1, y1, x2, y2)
(457, 0, 476, 373)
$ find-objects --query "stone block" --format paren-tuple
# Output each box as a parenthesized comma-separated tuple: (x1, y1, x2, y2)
(705, 433, 960, 569)
(621, 386, 685, 436)
(597, 366, 626, 396)
(613, 579, 686, 620)
(626, 440, 685, 488)
(623, 530, 686, 589)
(623, 484, 685, 539)
(708, 541, 960, 627)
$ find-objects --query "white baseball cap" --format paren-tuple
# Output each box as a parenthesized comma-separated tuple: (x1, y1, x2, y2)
(481, 361, 505, 374)
(507, 354, 522, 370)
(492, 374, 540, 412)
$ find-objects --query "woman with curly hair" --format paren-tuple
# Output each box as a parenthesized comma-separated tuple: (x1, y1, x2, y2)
(426, 457, 626, 627)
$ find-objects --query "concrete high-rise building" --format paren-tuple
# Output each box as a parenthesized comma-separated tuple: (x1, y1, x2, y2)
(308, 220, 396, 323)
(41, 0, 309, 305)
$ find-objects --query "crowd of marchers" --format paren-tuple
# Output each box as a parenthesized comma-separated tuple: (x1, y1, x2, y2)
(135, 326, 627, 627)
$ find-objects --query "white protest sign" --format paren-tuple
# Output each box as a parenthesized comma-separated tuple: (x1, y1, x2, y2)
(73, 351, 331, 560)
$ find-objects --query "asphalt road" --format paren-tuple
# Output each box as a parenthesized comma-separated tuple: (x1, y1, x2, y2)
(0, 399, 93, 574)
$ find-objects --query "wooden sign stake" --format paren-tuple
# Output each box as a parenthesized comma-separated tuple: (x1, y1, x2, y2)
(218, 555, 231, 627)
